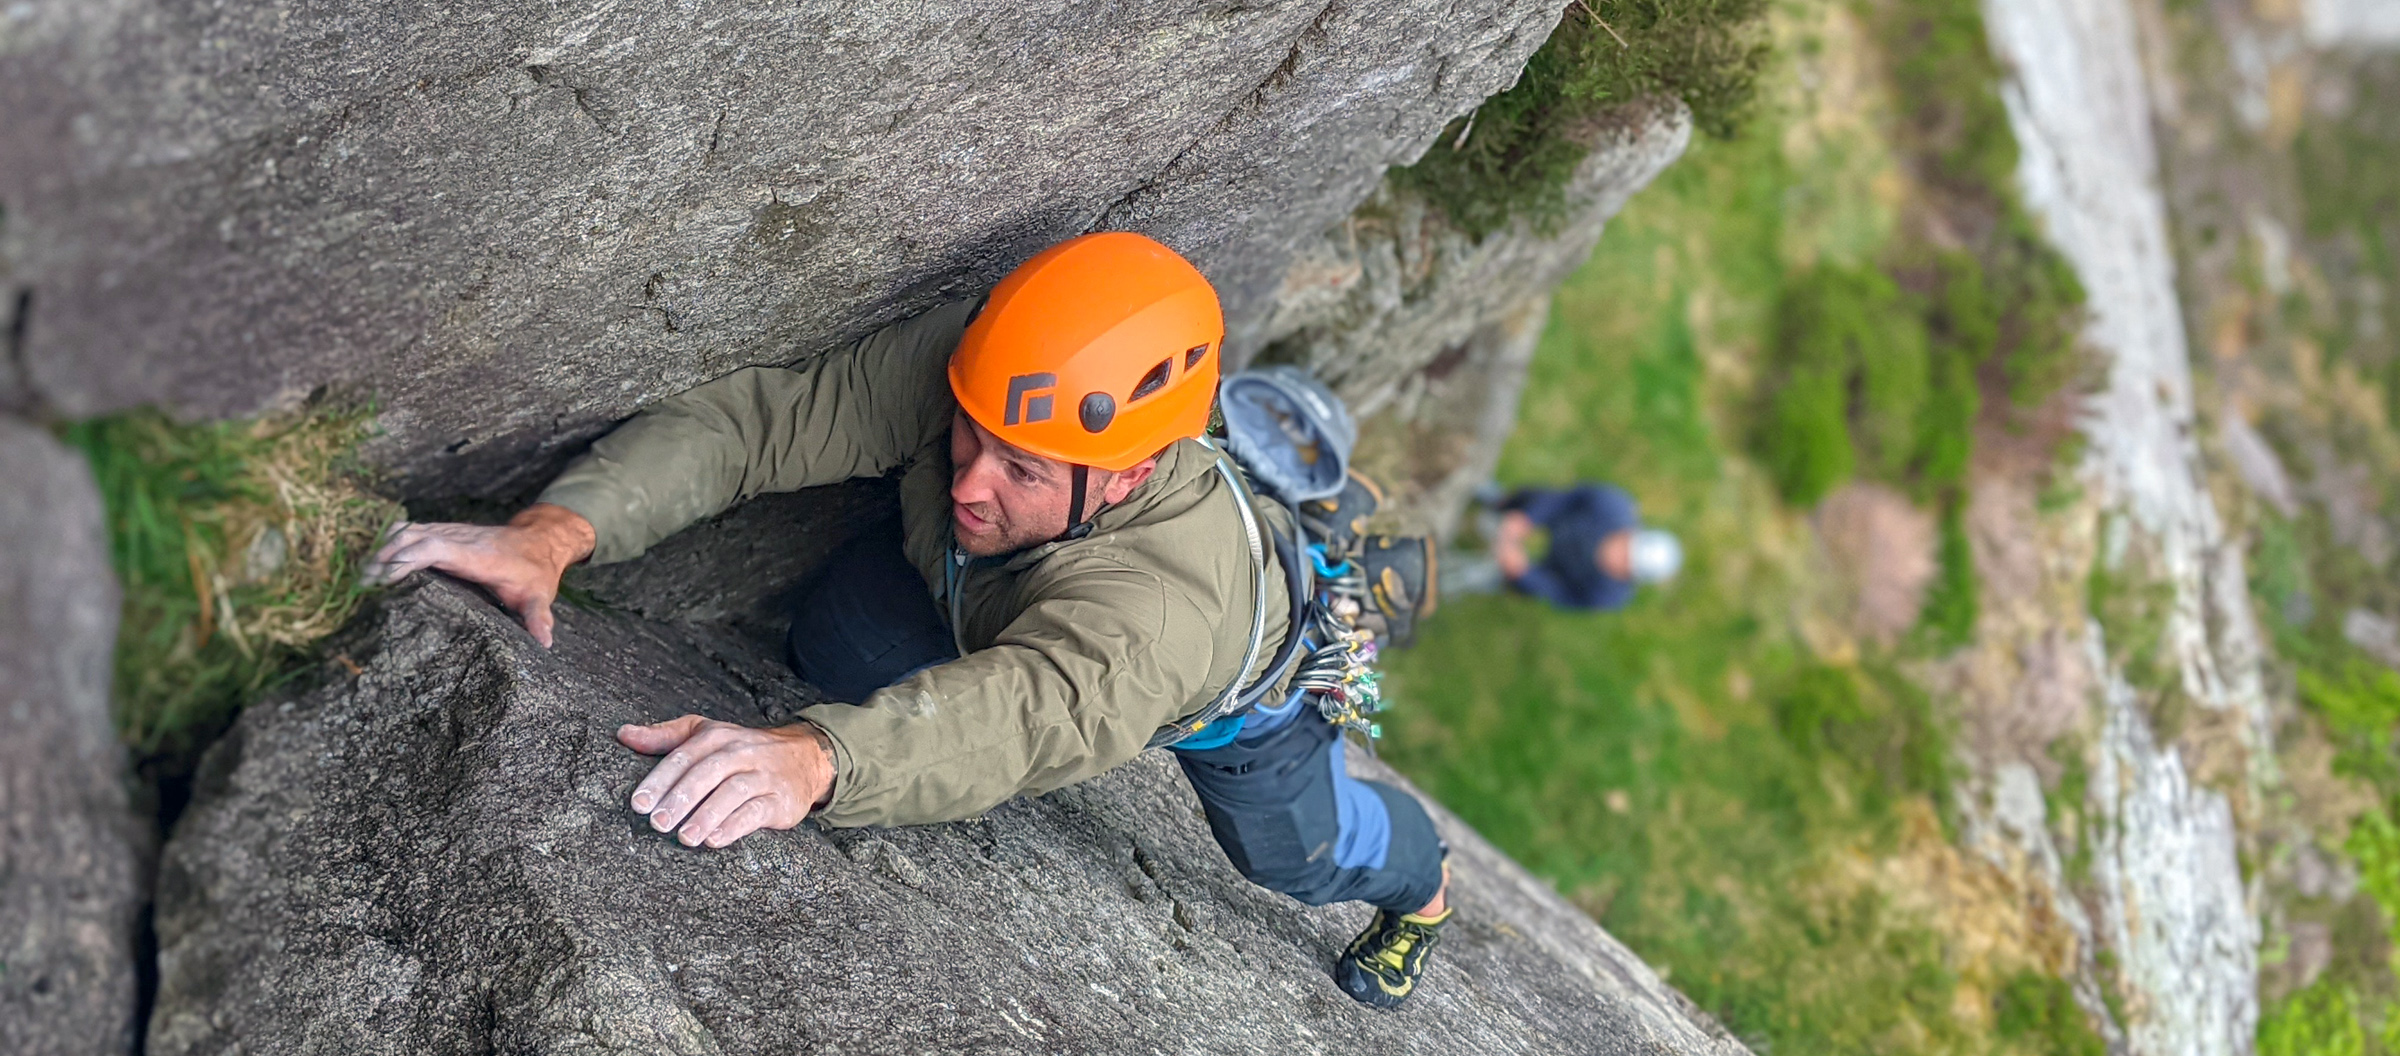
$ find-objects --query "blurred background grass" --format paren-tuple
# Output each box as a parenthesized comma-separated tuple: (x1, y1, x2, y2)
(1381, 1, 2098, 1051)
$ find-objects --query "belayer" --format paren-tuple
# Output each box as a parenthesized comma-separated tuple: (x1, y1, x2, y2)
(1443, 482, 1682, 610)
(367, 233, 1453, 1007)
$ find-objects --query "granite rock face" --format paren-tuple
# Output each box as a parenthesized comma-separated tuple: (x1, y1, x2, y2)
(0, 0, 1561, 499)
(1982, 0, 2267, 1050)
(152, 577, 1745, 1056)
(0, 416, 145, 1056)
(1262, 98, 1692, 540)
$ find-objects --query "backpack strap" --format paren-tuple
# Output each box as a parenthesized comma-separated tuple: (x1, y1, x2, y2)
(1150, 441, 1313, 748)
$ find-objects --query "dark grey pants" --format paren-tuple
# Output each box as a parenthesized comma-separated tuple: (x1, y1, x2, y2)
(787, 529, 1445, 913)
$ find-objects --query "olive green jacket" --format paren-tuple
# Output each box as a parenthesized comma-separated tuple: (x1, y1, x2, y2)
(539, 301, 1292, 827)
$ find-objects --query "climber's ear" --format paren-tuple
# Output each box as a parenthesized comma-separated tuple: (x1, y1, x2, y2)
(1099, 456, 1160, 505)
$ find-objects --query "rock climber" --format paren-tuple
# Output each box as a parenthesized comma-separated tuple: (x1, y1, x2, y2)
(365, 233, 1454, 1007)
(1443, 482, 1682, 610)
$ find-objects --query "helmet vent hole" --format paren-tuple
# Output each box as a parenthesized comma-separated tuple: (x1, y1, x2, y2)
(1130, 359, 1172, 402)
(1185, 344, 1210, 371)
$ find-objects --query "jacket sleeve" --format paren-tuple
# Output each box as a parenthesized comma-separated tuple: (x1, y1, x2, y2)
(1510, 562, 1577, 608)
(798, 565, 1209, 827)
(1511, 487, 1576, 528)
(537, 301, 976, 564)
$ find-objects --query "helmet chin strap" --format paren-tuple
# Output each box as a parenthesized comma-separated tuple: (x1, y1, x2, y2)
(1057, 463, 1098, 543)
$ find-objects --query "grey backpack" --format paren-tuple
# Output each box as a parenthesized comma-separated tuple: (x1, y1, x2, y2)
(1220, 366, 1356, 503)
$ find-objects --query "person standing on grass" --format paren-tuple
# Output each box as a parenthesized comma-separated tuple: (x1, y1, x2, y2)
(1443, 483, 1682, 610)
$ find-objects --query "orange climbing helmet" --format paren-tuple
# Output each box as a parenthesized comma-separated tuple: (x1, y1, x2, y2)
(949, 232, 1225, 473)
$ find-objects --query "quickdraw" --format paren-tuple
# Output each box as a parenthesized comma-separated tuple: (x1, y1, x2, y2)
(1291, 543, 1389, 745)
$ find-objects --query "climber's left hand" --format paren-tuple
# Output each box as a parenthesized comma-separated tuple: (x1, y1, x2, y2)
(616, 716, 836, 848)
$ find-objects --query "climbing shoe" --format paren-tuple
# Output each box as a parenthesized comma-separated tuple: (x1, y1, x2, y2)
(1299, 469, 1385, 549)
(1335, 904, 1454, 1009)
(1355, 534, 1436, 648)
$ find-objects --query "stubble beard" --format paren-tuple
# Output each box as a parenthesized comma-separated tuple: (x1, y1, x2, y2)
(953, 503, 1049, 558)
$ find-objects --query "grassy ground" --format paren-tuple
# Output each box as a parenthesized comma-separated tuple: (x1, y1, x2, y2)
(1380, 2, 2102, 1052)
(1383, 120, 1973, 1046)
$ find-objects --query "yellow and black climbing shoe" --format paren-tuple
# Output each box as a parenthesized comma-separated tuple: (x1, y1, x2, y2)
(1335, 905, 1453, 1008)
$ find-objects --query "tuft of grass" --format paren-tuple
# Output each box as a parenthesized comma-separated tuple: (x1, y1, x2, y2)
(2086, 518, 2178, 698)
(1771, 661, 1953, 820)
(1915, 250, 1988, 493)
(1393, 0, 1770, 238)
(1754, 264, 1916, 505)
(2252, 509, 2400, 791)
(1866, 0, 2090, 411)
(2259, 980, 2370, 1056)
(1917, 500, 1979, 650)
(2349, 811, 2400, 950)
(59, 407, 401, 774)
(1993, 971, 2107, 1056)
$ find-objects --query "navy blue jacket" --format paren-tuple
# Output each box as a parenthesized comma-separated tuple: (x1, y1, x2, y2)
(1503, 484, 1638, 611)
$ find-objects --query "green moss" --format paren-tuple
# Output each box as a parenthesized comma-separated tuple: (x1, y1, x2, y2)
(2305, 663, 2400, 745)
(1986, 211, 2091, 407)
(1864, 0, 2091, 411)
(2350, 813, 2400, 950)
(1759, 356, 1859, 506)
(1765, 661, 1952, 828)
(58, 408, 400, 780)
(2260, 981, 2370, 1056)
(2253, 513, 2316, 640)
(1914, 251, 1989, 494)
(1855, 321, 1933, 482)
(1755, 264, 1935, 504)
(1394, 0, 1770, 238)
(1994, 971, 2106, 1056)
(2295, 68, 2400, 262)
(1869, 0, 2016, 197)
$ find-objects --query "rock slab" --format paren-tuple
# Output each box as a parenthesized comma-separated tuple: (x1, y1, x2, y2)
(1, 0, 1561, 500)
(0, 416, 145, 1056)
(153, 577, 1745, 1055)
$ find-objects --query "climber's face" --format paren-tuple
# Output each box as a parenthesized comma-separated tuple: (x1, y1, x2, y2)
(947, 411, 1155, 556)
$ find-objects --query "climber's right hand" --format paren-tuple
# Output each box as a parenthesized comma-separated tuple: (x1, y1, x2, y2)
(364, 502, 596, 648)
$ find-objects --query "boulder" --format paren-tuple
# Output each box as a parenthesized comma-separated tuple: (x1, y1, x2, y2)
(0, 0, 1562, 499)
(153, 576, 1746, 1055)
(0, 415, 146, 1056)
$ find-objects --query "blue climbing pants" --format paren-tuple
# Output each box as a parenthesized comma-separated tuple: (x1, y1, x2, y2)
(1171, 708, 1446, 912)
(786, 528, 1446, 914)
